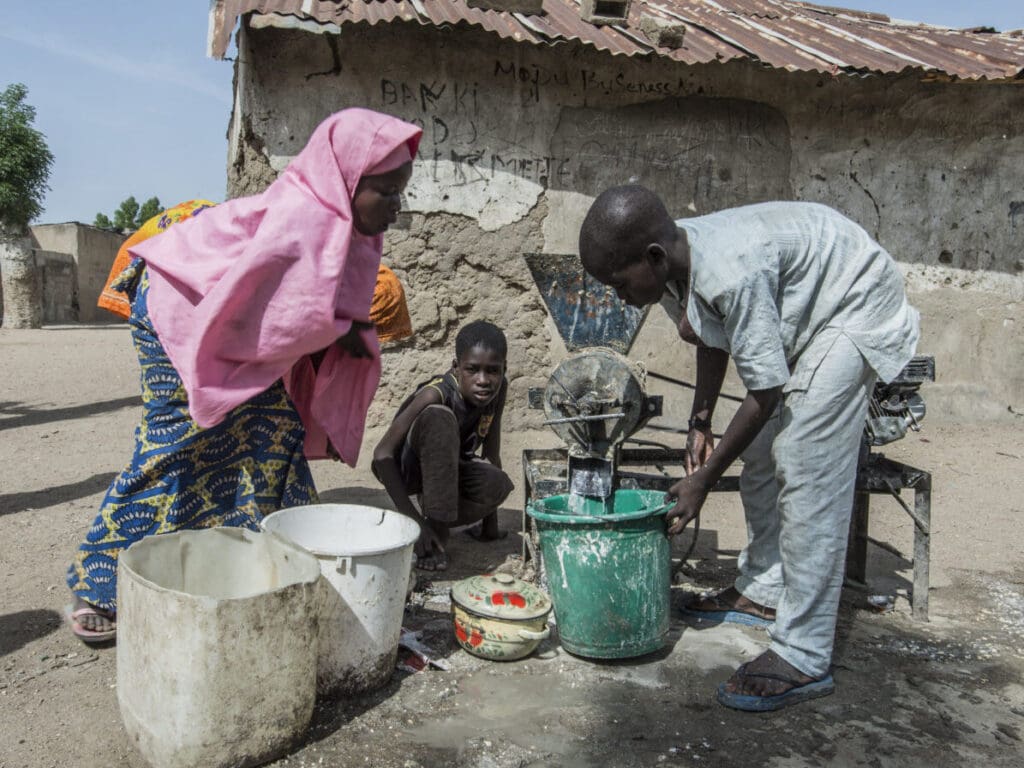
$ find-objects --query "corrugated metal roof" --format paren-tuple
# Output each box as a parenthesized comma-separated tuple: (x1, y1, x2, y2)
(208, 0, 1024, 81)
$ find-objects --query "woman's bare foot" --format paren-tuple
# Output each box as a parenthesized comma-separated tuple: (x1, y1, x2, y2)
(71, 596, 116, 633)
(688, 586, 776, 621)
(65, 596, 117, 644)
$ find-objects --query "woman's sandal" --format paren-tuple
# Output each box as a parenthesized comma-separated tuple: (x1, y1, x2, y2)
(64, 604, 117, 645)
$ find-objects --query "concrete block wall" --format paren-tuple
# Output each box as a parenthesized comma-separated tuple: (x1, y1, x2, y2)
(227, 22, 1024, 427)
(76, 226, 125, 322)
(30, 223, 124, 323)
(0, 236, 41, 329)
(36, 250, 78, 324)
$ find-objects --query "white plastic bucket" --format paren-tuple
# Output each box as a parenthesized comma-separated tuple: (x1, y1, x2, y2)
(261, 504, 420, 696)
(117, 527, 321, 768)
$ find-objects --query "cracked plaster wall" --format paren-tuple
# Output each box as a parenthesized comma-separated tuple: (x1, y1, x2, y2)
(228, 21, 1024, 427)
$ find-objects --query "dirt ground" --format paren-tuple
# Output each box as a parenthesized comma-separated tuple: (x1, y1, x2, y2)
(2, 325, 1024, 768)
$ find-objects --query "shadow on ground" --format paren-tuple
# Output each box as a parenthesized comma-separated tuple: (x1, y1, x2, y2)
(0, 397, 141, 432)
(0, 473, 113, 516)
(0, 609, 62, 657)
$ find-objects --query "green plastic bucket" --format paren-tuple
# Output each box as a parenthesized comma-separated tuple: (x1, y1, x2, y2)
(526, 489, 671, 659)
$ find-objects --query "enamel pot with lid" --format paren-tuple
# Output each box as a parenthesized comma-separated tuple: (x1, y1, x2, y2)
(450, 572, 552, 661)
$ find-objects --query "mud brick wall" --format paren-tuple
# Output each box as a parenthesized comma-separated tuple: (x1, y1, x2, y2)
(227, 22, 1024, 428)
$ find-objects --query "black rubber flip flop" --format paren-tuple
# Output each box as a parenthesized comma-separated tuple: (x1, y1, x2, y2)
(716, 668, 835, 712)
(680, 606, 774, 628)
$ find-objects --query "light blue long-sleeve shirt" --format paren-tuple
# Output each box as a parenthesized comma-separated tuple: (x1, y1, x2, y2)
(660, 202, 920, 391)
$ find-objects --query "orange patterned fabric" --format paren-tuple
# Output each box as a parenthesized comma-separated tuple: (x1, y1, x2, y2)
(370, 264, 413, 343)
(96, 200, 216, 320)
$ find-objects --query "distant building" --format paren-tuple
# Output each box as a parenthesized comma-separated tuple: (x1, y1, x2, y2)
(0, 223, 123, 326)
(30, 223, 125, 324)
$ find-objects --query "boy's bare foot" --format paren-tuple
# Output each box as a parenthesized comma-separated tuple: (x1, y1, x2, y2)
(465, 511, 507, 542)
(465, 521, 508, 543)
(687, 586, 776, 621)
(415, 519, 449, 571)
(415, 550, 449, 571)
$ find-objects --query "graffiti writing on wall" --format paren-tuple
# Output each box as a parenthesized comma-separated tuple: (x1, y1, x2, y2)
(579, 69, 689, 99)
(493, 60, 571, 103)
(415, 147, 571, 187)
(551, 97, 793, 205)
(1010, 201, 1024, 229)
(378, 69, 788, 201)
(381, 78, 480, 116)
(491, 60, 691, 102)
(380, 77, 570, 188)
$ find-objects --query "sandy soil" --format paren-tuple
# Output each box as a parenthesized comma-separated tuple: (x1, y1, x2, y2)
(2, 325, 1024, 768)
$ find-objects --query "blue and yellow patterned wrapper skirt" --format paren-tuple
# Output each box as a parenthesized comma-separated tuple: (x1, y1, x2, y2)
(66, 264, 318, 611)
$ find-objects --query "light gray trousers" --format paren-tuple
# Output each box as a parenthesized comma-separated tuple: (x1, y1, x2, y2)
(735, 330, 876, 678)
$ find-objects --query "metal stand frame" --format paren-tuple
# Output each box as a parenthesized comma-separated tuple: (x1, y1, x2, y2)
(847, 454, 931, 620)
(522, 446, 932, 621)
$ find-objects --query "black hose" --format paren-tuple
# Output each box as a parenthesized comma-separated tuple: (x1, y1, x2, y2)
(646, 369, 745, 403)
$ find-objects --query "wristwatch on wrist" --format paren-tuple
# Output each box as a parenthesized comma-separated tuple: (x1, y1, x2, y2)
(688, 415, 712, 432)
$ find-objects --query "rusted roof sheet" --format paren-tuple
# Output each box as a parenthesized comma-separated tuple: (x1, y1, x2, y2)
(208, 0, 1024, 81)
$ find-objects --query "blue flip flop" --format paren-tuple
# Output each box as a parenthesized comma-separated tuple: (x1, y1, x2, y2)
(679, 606, 774, 628)
(716, 670, 835, 712)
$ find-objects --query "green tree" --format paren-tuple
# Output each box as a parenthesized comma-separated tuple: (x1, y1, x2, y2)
(112, 196, 140, 231)
(0, 83, 54, 233)
(94, 195, 162, 232)
(0, 83, 52, 328)
(137, 196, 162, 225)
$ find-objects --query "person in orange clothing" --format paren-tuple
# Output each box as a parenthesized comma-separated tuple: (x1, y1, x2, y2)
(98, 201, 414, 344)
(369, 263, 413, 345)
(96, 200, 216, 320)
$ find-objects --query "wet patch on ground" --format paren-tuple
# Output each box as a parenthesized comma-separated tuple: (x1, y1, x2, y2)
(261, 564, 1024, 768)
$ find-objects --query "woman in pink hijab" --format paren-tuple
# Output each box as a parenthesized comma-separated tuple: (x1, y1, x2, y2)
(65, 108, 422, 644)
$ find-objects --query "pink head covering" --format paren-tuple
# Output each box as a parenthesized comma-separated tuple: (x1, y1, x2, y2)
(132, 108, 422, 466)
(367, 142, 413, 176)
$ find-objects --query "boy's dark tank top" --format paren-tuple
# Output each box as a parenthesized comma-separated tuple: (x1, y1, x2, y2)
(398, 371, 507, 458)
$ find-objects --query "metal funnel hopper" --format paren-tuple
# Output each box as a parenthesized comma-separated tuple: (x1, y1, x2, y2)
(524, 253, 647, 353)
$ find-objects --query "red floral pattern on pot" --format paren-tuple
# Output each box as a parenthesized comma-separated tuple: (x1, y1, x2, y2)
(450, 573, 551, 621)
(490, 591, 527, 608)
